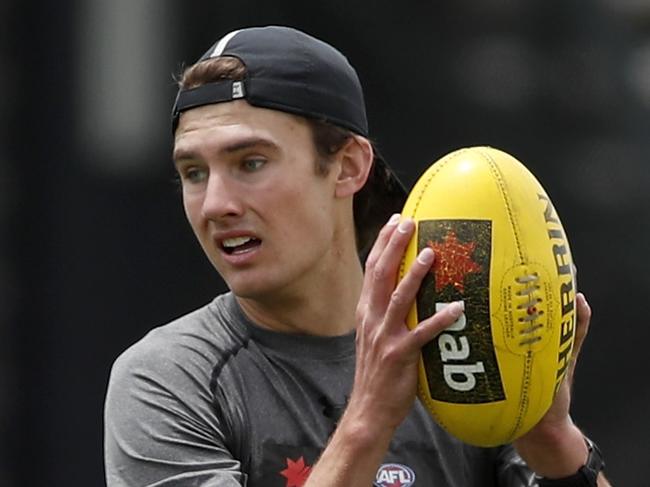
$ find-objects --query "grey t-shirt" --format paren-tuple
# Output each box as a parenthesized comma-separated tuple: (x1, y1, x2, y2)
(104, 293, 533, 486)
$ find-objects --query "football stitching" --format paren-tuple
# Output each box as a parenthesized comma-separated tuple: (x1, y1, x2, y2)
(515, 273, 544, 346)
(481, 149, 525, 264)
(398, 150, 467, 285)
(407, 147, 474, 220)
(407, 150, 472, 434)
(418, 381, 445, 429)
(481, 148, 535, 442)
(508, 350, 533, 440)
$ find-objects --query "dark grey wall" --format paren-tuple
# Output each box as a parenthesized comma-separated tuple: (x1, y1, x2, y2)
(4, 1, 648, 485)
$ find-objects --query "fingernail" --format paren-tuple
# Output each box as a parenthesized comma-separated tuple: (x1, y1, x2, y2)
(448, 301, 465, 318)
(417, 248, 434, 265)
(397, 219, 412, 234)
(388, 213, 401, 226)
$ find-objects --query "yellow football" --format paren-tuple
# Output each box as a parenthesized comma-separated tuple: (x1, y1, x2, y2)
(400, 146, 577, 447)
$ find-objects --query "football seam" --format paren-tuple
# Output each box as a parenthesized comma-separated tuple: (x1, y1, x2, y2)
(406, 149, 470, 219)
(481, 148, 534, 443)
(406, 150, 472, 435)
(481, 149, 525, 264)
(508, 351, 534, 440)
(398, 150, 463, 279)
(418, 379, 449, 432)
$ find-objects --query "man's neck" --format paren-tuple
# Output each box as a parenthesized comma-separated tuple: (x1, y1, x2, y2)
(236, 242, 364, 337)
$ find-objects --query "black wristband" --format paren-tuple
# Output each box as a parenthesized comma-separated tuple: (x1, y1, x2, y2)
(536, 437, 604, 487)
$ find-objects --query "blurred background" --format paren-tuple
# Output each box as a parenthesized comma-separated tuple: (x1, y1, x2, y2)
(3, 0, 649, 485)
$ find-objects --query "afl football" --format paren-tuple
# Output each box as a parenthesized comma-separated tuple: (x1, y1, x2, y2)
(400, 146, 577, 447)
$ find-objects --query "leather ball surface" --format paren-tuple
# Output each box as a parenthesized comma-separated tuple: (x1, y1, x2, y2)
(400, 146, 577, 447)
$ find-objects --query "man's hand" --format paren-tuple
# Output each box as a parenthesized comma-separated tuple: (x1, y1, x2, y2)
(305, 215, 463, 486)
(515, 293, 610, 485)
(525, 293, 591, 437)
(349, 216, 463, 430)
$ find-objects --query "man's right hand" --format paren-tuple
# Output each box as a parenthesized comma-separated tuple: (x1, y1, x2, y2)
(305, 214, 464, 486)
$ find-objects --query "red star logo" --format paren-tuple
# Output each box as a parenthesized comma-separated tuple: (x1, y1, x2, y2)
(428, 230, 482, 293)
(280, 456, 312, 487)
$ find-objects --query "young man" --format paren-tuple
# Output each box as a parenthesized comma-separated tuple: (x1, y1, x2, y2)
(104, 26, 609, 486)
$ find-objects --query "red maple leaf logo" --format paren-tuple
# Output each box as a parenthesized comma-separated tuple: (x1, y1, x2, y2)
(428, 230, 482, 293)
(280, 456, 312, 487)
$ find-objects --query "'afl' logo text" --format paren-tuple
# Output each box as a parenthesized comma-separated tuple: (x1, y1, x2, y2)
(375, 463, 415, 487)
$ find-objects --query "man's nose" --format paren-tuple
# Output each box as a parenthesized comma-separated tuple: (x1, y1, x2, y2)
(200, 172, 244, 220)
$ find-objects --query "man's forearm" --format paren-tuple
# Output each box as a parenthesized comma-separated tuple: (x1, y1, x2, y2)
(304, 407, 394, 486)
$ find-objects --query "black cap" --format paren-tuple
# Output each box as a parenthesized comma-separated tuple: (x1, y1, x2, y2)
(172, 26, 407, 256)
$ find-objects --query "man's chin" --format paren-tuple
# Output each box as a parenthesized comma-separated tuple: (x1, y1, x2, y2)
(225, 278, 275, 300)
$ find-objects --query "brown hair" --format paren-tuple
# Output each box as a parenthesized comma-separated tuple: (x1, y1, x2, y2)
(177, 56, 395, 256)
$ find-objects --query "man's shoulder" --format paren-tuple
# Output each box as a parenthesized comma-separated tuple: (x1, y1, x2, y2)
(110, 292, 250, 381)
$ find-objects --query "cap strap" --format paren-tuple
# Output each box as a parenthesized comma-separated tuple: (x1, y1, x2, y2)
(171, 80, 246, 132)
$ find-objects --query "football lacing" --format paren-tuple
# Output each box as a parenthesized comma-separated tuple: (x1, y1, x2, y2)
(515, 273, 544, 346)
(519, 335, 542, 346)
(515, 274, 538, 283)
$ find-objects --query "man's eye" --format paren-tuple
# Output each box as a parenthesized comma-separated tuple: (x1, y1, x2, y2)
(182, 167, 208, 184)
(242, 158, 266, 172)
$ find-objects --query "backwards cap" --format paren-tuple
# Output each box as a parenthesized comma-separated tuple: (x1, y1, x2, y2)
(172, 26, 407, 255)
(173, 26, 369, 136)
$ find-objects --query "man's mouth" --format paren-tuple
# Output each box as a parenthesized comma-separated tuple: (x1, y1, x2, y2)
(221, 236, 262, 255)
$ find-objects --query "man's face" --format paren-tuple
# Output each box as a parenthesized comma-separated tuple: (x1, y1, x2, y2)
(173, 101, 344, 300)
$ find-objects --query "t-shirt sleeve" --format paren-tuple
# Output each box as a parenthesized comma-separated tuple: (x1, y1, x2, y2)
(104, 334, 246, 487)
(495, 444, 537, 486)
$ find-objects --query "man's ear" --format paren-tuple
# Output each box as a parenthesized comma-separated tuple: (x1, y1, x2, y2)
(334, 136, 373, 198)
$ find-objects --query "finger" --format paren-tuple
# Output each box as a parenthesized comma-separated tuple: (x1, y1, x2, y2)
(367, 218, 415, 313)
(364, 213, 401, 274)
(572, 292, 591, 359)
(382, 247, 435, 330)
(565, 292, 592, 385)
(408, 300, 465, 350)
(358, 213, 401, 319)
